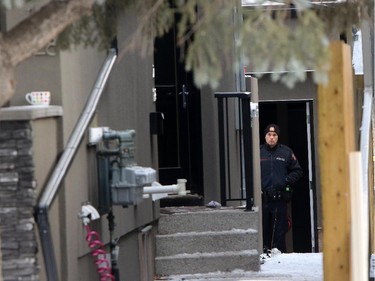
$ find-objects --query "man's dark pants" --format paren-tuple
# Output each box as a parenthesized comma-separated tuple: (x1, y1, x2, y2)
(262, 199, 288, 253)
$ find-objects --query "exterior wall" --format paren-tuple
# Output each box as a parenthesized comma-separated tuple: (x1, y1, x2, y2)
(256, 73, 318, 101)
(5, 6, 159, 281)
(31, 116, 63, 281)
(57, 46, 107, 281)
(6, 1, 60, 108)
(200, 86, 220, 203)
(98, 9, 158, 168)
(11, 52, 62, 107)
(55, 14, 158, 281)
(201, 67, 238, 204)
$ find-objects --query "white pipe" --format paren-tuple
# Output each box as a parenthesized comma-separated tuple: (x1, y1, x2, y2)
(177, 178, 187, 195)
(143, 184, 179, 194)
(143, 179, 188, 196)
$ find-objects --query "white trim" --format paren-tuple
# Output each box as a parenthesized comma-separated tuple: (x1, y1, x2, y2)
(306, 102, 316, 252)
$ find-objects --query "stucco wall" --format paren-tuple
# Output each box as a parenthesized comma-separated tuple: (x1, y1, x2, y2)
(200, 68, 238, 204)
(11, 53, 62, 107)
(54, 54, 158, 281)
(5, 7, 160, 281)
(54, 10, 159, 281)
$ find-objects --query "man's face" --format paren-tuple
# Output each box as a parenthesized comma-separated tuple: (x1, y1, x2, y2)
(265, 132, 278, 148)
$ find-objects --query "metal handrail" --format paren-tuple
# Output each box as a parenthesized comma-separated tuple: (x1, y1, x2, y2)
(35, 49, 117, 281)
(214, 92, 254, 210)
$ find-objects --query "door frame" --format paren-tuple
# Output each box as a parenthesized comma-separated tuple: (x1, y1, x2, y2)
(258, 99, 318, 252)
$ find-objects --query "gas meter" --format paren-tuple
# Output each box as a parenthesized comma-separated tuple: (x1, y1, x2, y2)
(93, 128, 156, 213)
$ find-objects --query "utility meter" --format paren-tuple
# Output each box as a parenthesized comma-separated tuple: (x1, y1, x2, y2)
(94, 129, 156, 212)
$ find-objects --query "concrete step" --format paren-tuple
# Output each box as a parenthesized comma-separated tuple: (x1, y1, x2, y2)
(156, 229, 258, 257)
(158, 206, 258, 234)
(155, 250, 260, 276)
(155, 206, 260, 276)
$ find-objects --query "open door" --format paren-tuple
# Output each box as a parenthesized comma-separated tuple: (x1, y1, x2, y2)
(259, 100, 318, 252)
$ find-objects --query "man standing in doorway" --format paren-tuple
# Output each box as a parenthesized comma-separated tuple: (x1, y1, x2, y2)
(260, 124, 303, 253)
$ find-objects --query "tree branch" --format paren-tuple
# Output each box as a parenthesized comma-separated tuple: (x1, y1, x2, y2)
(1, 0, 96, 67)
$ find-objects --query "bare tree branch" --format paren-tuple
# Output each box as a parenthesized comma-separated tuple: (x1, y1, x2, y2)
(0, 0, 96, 106)
(2, 0, 96, 67)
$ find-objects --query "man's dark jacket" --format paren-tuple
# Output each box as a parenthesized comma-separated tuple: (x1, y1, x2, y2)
(260, 143, 303, 192)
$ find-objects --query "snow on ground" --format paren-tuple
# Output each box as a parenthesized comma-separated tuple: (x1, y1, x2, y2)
(159, 252, 323, 281)
(259, 252, 323, 280)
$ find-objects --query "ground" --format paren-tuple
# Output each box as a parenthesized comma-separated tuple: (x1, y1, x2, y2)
(155, 252, 323, 281)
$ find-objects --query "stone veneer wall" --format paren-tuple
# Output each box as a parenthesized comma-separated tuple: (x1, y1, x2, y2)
(0, 120, 39, 281)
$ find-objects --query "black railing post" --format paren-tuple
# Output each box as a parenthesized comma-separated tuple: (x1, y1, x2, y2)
(217, 97, 227, 206)
(36, 206, 59, 281)
(241, 97, 254, 210)
(214, 92, 254, 210)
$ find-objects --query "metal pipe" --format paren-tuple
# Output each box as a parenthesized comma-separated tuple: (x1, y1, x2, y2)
(38, 48, 117, 208)
(35, 49, 117, 281)
(36, 208, 58, 281)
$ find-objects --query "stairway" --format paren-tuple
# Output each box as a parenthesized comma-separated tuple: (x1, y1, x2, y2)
(154, 206, 260, 277)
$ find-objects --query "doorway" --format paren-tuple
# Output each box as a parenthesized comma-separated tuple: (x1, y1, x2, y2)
(259, 101, 318, 252)
(153, 17, 204, 196)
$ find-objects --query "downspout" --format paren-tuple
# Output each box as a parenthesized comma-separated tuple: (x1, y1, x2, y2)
(35, 49, 117, 281)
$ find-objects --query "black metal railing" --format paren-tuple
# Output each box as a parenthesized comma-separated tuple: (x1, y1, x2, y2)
(214, 92, 254, 210)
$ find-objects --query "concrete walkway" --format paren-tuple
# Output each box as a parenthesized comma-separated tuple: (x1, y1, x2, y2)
(155, 253, 323, 281)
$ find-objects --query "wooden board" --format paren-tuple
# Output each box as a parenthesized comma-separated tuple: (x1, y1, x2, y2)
(317, 40, 355, 281)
